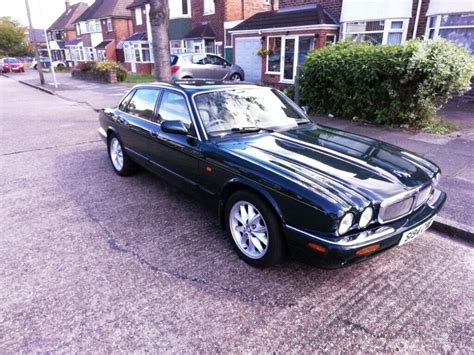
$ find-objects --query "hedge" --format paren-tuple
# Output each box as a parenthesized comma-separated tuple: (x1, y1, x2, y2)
(300, 39, 474, 125)
(76, 60, 127, 82)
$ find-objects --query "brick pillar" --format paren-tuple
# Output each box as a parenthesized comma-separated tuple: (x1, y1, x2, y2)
(108, 69, 117, 83)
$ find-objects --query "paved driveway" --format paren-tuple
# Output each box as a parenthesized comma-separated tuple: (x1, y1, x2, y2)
(0, 77, 472, 352)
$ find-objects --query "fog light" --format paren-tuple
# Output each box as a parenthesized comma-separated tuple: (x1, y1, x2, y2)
(359, 207, 373, 228)
(338, 213, 354, 235)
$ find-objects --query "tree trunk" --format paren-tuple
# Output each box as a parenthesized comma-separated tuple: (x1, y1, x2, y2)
(149, 0, 171, 82)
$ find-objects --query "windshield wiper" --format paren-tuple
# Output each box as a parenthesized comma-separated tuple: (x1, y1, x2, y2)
(230, 126, 274, 134)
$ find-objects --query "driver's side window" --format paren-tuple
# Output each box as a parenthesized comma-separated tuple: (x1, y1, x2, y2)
(157, 91, 192, 129)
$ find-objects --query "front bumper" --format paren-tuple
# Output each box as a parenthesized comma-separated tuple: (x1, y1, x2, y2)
(284, 189, 447, 268)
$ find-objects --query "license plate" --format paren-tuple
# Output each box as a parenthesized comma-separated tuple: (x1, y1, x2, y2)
(399, 217, 435, 246)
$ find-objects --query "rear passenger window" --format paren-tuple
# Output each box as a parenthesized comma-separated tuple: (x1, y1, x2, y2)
(158, 91, 192, 128)
(125, 88, 160, 121)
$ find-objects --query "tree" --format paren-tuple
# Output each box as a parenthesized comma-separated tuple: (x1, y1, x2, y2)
(149, 0, 171, 82)
(0, 17, 33, 57)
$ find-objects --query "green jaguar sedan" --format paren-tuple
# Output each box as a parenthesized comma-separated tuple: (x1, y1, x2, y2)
(98, 81, 446, 268)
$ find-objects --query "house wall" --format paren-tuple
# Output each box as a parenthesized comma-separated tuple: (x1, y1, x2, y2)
(190, 0, 274, 43)
(279, 0, 342, 20)
(233, 28, 338, 87)
(101, 18, 133, 43)
(123, 62, 153, 74)
(407, 0, 430, 39)
(130, 5, 148, 33)
(191, 0, 227, 42)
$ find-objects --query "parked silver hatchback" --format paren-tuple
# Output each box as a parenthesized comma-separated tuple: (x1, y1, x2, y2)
(170, 53, 245, 81)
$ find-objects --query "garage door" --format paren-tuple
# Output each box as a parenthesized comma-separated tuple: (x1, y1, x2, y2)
(235, 37, 262, 82)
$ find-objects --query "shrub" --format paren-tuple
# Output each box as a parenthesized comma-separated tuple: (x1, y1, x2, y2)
(300, 39, 474, 126)
(94, 61, 127, 81)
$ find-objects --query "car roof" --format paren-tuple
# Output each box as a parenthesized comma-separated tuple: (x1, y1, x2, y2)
(132, 81, 265, 96)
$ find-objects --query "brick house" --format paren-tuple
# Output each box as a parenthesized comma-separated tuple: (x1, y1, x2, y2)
(47, 1, 88, 65)
(231, 0, 473, 85)
(122, 0, 192, 74)
(187, 0, 275, 61)
(67, 0, 134, 65)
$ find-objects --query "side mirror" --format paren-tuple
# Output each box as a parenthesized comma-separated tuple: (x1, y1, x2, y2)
(161, 120, 189, 135)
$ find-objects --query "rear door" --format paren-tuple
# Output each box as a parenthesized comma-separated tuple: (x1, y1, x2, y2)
(117, 87, 162, 162)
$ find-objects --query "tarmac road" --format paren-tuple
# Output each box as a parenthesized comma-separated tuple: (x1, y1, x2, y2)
(0, 76, 472, 353)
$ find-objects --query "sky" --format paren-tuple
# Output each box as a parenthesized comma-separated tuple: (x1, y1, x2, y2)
(2, 0, 94, 29)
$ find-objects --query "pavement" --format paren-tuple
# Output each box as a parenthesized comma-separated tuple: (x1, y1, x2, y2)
(1, 75, 473, 352)
(3, 69, 474, 240)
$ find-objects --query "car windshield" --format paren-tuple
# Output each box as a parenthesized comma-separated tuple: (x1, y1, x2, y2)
(5, 58, 20, 63)
(194, 88, 310, 136)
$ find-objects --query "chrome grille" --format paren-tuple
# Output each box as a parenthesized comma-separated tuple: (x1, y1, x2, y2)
(380, 196, 415, 223)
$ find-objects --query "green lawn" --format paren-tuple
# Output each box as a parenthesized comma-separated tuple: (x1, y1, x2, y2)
(124, 73, 156, 84)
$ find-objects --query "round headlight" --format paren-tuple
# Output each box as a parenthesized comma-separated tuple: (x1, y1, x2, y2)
(338, 213, 354, 235)
(359, 207, 373, 228)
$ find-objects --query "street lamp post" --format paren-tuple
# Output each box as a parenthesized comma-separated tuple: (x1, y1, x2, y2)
(25, 0, 45, 85)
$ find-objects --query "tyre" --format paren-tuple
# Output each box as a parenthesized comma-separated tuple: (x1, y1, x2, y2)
(107, 135, 138, 176)
(225, 190, 286, 267)
(230, 73, 241, 81)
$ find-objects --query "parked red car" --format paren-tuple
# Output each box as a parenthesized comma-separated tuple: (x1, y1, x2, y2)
(0, 58, 25, 73)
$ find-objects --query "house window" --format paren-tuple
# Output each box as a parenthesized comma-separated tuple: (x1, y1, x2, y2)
(344, 19, 407, 45)
(205, 39, 215, 53)
(267, 37, 281, 73)
(87, 20, 101, 33)
(297, 36, 315, 66)
(182, 0, 189, 15)
(426, 13, 474, 53)
(124, 42, 153, 63)
(170, 40, 185, 54)
(136, 8, 143, 25)
(203, 0, 215, 15)
(325, 34, 336, 45)
(107, 19, 113, 32)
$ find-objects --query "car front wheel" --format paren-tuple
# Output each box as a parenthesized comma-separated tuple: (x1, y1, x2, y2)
(107, 135, 137, 176)
(225, 190, 285, 267)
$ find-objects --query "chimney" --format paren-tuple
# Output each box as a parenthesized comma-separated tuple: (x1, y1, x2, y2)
(65, 0, 71, 10)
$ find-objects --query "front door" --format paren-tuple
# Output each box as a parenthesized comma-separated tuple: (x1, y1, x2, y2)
(148, 89, 202, 188)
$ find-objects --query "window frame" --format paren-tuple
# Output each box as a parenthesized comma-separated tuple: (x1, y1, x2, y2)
(107, 18, 113, 32)
(266, 36, 282, 75)
(425, 13, 474, 51)
(343, 19, 409, 45)
(135, 8, 143, 26)
(156, 89, 194, 131)
(122, 88, 162, 122)
(203, 0, 215, 15)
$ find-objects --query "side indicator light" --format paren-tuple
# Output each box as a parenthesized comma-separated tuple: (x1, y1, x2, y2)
(356, 244, 380, 256)
(308, 242, 327, 254)
(205, 166, 212, 173)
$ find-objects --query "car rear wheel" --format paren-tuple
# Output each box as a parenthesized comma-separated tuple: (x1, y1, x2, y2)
(225, 190, 285, 267)
(107, 135, 138, 176)
(230, 73, 241, 82)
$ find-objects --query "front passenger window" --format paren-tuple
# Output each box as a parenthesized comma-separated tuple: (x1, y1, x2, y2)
(158, 91, 192, 128)
(125, 88, 160, 121)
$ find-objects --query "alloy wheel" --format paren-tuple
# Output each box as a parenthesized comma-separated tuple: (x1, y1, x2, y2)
(229, 201, 269, 259)
(110, 137, 124, 171)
